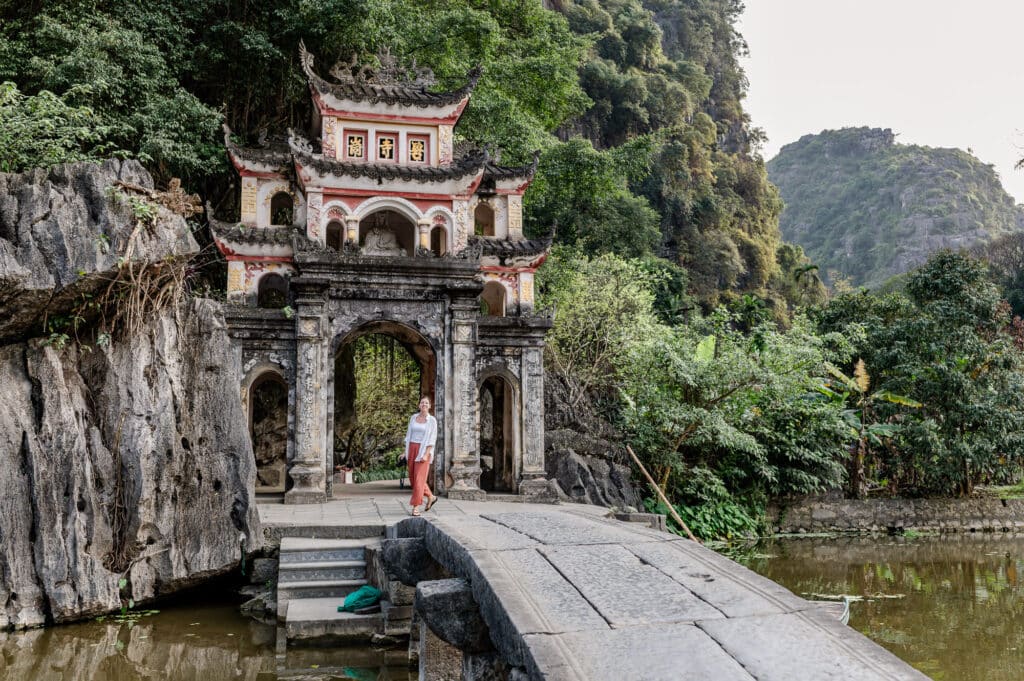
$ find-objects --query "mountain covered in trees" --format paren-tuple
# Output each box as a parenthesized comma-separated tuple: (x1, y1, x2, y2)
(768, 127, 1024, 288)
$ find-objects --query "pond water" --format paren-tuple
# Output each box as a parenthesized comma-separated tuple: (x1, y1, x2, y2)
(0, 592, 413, 681)
(742, 534, 1024, 681)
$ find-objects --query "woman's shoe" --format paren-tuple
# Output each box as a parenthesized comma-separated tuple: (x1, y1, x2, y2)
(411, 507, 421, 517)
(424, 495, 438, 512)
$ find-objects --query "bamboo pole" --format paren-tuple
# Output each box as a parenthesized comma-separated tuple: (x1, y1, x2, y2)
(626, 445, 700, 544)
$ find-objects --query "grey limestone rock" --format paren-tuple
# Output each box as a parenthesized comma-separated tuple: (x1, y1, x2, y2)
(543, 373, 640, 508)
(0, 160, 258, 629)
(415, 578, 492, 653)
(0, 299, 261, 629)
(0, 159, 197, 342)
(382, 537, 430, 586)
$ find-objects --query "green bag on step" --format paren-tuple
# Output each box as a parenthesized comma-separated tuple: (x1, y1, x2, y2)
(338, 585, 382, 612)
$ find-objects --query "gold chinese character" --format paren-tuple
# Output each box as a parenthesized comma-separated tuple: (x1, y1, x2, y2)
(378, 137, 395, 160)
(409, 139, 425, 162)
(347, 135, 363, 158)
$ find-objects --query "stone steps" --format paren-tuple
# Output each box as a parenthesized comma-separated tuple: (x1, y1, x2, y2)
(283, 596, 383, 645)
(279, 537, 368, 564)
(277, 559, 367, 582)
(277, 535, 387, 645)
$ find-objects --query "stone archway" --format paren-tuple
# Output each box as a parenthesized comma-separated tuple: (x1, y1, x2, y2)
(249, 371, 288, 493)
(330, 321, 439, 493)
(478, 372, 519, 494)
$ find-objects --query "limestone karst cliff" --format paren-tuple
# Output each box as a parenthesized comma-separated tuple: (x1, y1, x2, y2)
(0, 160, 260, 629)
(768, 127, 1024, 288)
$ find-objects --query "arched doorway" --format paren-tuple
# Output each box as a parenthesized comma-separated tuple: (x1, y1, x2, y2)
(359, 209, 416, 256)
(270, 191, 294, 226)
(474, 203, 495, 237)
(430, 226, 448, 256)
(331, 321, 438, 495)
(479, 375, 517, 493)
(250, 372, 288, 492)
(326, 220, 344, 251)
(481, 281, 506, 316)
(258, 273, 288, 308)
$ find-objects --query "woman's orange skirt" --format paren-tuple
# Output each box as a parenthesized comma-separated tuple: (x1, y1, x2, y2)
(407, 442, 433, 507)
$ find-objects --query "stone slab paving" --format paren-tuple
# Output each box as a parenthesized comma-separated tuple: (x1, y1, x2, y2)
(259, 484, 929, 680)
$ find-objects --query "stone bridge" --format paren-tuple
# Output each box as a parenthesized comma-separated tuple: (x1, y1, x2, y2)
(259, 485, 928, 680)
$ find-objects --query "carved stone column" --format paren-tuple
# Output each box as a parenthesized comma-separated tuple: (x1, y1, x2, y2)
(447, 301, 484, 500)
(305, 188, 323, 245)
(518, 345, 552, 499)
(286, 290, 329, 504)
(417, 217, 432, 252)
(344, 214, 359, 246)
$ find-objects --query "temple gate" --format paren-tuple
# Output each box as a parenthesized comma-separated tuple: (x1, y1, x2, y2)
(213, 44, 554, 503)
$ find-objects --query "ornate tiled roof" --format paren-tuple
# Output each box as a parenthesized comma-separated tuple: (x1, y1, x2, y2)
(223, 125, 291, 169)
(289, 130, 489, 183)
(207, 205, 295, 245)
(299, 42, 480, 109)
(484, 150, 540, 181)
(471, 236, 551, 257)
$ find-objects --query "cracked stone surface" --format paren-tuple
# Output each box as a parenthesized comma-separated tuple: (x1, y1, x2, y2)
(388, 507, 929, 680)
(0, 160, 259, 628)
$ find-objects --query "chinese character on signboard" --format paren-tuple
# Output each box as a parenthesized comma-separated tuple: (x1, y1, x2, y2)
(409, 139, 426, 163)
(378, 137, 395, 160)
(347, 135, 364, 159)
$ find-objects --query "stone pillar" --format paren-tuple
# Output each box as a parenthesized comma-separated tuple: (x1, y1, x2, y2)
(518, 346, 551, 499)
(447, 302, 484, 500)
(518, 272, 535, 313)
(305, 188, 323, 244)
(417, 217, 432, 253)
(286, 292, 328, 504)
(344, 214, 359, 246)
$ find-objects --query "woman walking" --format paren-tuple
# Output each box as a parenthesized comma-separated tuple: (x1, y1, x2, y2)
(404, 395, 438, 516)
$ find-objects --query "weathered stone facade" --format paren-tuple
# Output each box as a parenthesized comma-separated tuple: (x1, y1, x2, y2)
(214, 46, 556, 502)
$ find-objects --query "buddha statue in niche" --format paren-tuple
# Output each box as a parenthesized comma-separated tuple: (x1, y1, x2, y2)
(361, 212, 406, 256)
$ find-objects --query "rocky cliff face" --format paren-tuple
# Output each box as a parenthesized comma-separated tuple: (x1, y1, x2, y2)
(0, 160, 259, 629)
(543, 373, 640, 509)
(768, 127, 1024, 288)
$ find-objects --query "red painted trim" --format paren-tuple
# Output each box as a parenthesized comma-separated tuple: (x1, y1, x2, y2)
(225, 255, 295, 263)
(229, 154, 284, 180)
(322, 187, 460, 201)
(479, 253, 547, 273)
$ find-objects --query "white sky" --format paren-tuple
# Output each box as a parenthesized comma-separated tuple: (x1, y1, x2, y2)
(738, 1, 1024, 202)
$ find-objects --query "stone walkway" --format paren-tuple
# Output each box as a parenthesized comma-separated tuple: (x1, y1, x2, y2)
(259, 482, 928, 680)
(258, 479, 609, 542)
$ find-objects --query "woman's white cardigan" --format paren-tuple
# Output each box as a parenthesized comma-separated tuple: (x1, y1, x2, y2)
(404, 414, 438, 462)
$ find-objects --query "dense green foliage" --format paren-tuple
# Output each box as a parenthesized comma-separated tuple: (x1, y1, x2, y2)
(539, 249, 851, 539)
(815, 252, 1024, 496)
(335, 334, 420, 471)
(769, 127, 1024, 289)
(538, 0, 794, 309)
(0, 81, 119, 172)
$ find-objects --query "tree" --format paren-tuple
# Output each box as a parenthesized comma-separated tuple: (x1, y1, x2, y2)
(816, 251, 1024, 496)
(526, 138, 661, 257)
(0, 81, 118, 172)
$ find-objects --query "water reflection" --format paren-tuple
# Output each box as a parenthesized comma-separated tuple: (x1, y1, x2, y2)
(742, 534, 1024, 681)
(0, 600, 412, 681)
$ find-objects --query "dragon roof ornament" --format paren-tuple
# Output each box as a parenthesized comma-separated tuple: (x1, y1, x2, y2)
(299, 41, 481, 109)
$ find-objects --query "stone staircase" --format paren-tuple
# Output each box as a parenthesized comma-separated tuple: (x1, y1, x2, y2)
(277, 537, 384, 645)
